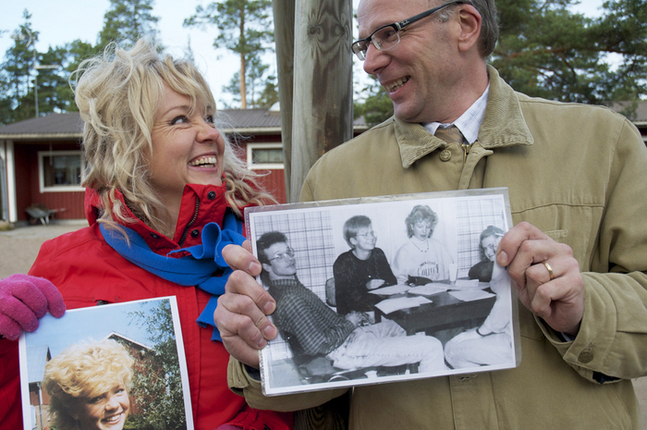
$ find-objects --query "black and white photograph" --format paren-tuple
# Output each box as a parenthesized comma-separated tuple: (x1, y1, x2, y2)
(18, 297, 193, 430)
(246, 188, 521, 396)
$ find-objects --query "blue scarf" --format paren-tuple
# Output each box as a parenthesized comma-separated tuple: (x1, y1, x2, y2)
(99, 210, 245, 341)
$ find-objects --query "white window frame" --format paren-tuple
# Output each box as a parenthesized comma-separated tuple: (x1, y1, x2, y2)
(38, 150, 85, 193)
(247, 143, 284, 170)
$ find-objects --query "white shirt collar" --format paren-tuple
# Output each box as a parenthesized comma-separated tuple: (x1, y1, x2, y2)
(422, 83, 490, 145)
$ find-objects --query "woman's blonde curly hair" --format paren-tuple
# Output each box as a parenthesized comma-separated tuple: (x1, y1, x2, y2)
(73, 38, 274, 237)
(43, 338, 134, 430)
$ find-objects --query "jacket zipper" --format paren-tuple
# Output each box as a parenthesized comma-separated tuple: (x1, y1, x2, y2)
(178, 198, 200, 246)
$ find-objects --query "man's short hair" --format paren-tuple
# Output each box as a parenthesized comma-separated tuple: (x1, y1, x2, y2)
(434, 0, 499, 58)
(257, 231, 289, 264)
(343, 215, 372, 248)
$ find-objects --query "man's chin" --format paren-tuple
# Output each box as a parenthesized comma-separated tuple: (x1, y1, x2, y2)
(392, 105, 422, 124)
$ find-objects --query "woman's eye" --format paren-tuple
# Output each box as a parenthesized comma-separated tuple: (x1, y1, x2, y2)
(170, 115, 189, 125)
(205, 114, 214, 124)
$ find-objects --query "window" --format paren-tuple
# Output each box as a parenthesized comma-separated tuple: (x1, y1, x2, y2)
(247, 143, 284, 170)
(38, 150, 85, 192)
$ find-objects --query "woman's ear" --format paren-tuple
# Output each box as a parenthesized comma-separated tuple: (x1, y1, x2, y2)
(457, 4, 482, 53)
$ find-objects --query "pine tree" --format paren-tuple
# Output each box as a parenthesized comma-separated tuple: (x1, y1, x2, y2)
(184, 0, 274, 109)
(0, 11, 39, 124)
(97, 0, 161, 50)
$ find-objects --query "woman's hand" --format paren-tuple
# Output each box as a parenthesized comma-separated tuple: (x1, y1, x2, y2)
(366, 279, 386, 290)
(0, 274, 66, 340)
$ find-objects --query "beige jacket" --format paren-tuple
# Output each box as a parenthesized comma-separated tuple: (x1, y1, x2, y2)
(229, 66, 647, 429)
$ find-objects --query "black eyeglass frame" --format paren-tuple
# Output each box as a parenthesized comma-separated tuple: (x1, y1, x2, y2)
(351, 1, 468, 60)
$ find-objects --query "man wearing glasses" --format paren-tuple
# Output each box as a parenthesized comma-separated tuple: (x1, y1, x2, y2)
(219, 0, 647, 428)
(255, 231, 445, 375)
(333, 215, 397, 317)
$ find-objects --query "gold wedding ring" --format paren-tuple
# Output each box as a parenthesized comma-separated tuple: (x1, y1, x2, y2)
(543, 261, 555, 280)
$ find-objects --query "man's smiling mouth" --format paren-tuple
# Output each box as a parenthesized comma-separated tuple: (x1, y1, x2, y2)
(385, 76, 410, 92)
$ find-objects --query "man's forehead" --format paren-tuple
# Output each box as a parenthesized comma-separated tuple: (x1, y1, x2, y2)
(357, 0, 428, 35)
(267, 242, 289, 254)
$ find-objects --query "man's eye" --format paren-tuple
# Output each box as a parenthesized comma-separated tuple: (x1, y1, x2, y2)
(170, 115, 188, 125)
(381, 29, 397, 41)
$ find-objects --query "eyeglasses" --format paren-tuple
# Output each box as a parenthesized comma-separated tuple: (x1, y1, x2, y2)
(351, 1, 467, 61)
(356, 231, 376, 238)
(269, 247, 295, 262)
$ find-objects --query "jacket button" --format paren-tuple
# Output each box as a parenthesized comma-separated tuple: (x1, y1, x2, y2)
(578, 350, 594, 363)
(439, 149, 452, 162)
(191, 229, 200, 238)
(207, 191, 216, 200)
(150, 233, 160, 239)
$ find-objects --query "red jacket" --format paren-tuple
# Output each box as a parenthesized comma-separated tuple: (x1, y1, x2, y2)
(0, 183, 291, 430)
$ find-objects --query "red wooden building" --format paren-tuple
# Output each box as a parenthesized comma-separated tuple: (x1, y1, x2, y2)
(1, 103, 644, 225)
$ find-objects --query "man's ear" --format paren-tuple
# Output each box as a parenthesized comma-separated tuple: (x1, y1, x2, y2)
(457, 4, 481, 53)
(261, 261, 273, 273)
(349, 237, 358, 248)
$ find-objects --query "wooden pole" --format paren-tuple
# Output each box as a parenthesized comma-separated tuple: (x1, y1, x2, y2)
(289, 0, 354, 203)
(272, 0, 295, 201)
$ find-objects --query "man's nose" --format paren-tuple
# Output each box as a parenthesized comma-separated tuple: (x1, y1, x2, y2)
(363, 42, 389, 77)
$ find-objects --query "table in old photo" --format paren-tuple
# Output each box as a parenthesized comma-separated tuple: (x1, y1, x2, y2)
(372, 282, 496, 336)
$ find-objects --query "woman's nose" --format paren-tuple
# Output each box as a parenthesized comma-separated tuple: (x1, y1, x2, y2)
(197, 120, 220, 143)
(105, 394, 120, 409)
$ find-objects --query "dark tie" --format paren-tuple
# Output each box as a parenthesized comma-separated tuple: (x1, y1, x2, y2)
(435, 125, 471, 164)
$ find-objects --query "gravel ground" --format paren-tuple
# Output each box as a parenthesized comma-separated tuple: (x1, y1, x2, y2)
(0, 220, 645, 427)
(0, 221, 87, 279)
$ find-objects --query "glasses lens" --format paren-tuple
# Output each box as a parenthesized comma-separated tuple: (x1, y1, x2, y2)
(352, 41, 368, 60)
(373, 26, 400, 51)
(271, 247, 294, 262)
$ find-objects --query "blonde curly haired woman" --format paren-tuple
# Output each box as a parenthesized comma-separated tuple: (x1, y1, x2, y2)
(44, 339, 134, 430)
(0, 39, 291, 430)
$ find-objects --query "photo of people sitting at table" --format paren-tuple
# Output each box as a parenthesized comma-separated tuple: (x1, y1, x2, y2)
(246, 190, 520, 396)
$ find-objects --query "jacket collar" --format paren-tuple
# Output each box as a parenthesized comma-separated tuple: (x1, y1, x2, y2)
(85, 182, 230, 254)
(397, 65, 534, 168)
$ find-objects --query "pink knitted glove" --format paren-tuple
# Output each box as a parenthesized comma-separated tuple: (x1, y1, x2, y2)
(0, 274, 66, 341)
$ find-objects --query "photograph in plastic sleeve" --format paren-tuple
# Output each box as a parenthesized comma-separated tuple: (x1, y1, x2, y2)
(18, 296, 194, 430)
(246, 188, 521, 396)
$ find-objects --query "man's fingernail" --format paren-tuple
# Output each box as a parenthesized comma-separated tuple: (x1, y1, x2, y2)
(497, 250, 508, 266)
(248, 261, 261, 274)
(263, 302, 276, 315)
(263, 325, 276, 339)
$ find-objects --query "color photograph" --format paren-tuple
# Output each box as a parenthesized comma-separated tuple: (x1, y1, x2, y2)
(19, 297, 193, 430)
